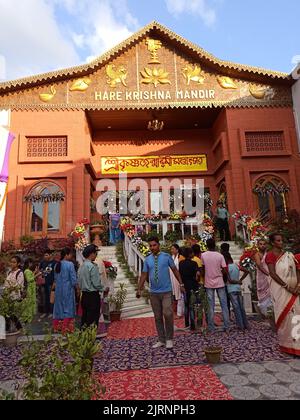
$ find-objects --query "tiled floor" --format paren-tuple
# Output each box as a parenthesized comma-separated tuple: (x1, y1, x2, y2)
(213, 359, 300, 400)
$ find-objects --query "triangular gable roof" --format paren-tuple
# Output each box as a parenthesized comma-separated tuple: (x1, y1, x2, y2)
(0, 21, 292, 94)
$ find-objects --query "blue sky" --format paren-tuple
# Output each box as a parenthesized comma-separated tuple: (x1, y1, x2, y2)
(0, 0, 300, 81)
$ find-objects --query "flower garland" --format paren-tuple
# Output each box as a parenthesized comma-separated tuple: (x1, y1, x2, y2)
(146, 214, 162, 223)
(168, 213, 185, 221)
(253, 184, 290, 196)
(239, 249, 257, 272)
(24, 192, 65, 203)
(130, 234, 151, 257)
(70, 218, 90, 251)
(131, 213, 146, 222)
(103, 261, 118, 280)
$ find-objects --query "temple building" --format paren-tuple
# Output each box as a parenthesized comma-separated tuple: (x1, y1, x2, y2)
(0, 21, 299, 244)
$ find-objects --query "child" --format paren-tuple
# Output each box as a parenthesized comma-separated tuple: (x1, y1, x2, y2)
(223, 251, 249, 331)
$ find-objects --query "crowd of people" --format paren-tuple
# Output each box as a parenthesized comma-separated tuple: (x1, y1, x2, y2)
(2, 245, 111, 337)
(137, 234, 300, 357)
(2, 226, 300, 357)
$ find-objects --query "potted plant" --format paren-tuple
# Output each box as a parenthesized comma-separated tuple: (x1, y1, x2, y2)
(203, 333, 223, 364)
(108, 283, 127, 322)
(0, 288, 24, 346)
(90, 220, 106, 247)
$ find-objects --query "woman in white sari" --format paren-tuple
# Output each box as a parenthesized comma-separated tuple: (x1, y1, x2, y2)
(266, 233, 300, 356)
(170, 244, 184, 316)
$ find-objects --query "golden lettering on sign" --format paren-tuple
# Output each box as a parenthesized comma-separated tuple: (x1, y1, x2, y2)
(106, 64, 127, 88)
(182, 65, 205, 85)
(146, 38, 162, 64)
(69, 77, 92, 92)
(102, 155, 207, 174)
(39, 85, 56, 102)
(140, 68, 171, 88)
(216, 76, 237, 89)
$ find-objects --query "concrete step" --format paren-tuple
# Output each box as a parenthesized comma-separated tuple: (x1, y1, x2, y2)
(122, 307, 154, 319)
(123, 299, 149, 308)
(122, 303, 152, 313)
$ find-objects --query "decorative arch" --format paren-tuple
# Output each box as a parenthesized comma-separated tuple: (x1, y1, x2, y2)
(253, 175, 290, 221)
(25, 180, 65, 236)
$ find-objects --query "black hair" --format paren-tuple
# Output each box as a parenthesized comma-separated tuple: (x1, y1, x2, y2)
(220, 243, 230, 253)
(11, 255, 22, 266)
(148, 236, 160, 244)
(206, 238, 216, 250)
(82, 244, 98, 259)
(23, 258, 37, 271)
(44, 249, 52, 255)
(269, 233, 283, 244)
(222, 252, 233, 265)
(192, 244, 201, 256)
(182, 247, 193, 259)
(171, 243, 180, 251)
(55, 247, 73, 274)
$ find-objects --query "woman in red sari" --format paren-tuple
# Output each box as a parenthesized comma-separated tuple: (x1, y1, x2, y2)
(266, 234, 300, 356)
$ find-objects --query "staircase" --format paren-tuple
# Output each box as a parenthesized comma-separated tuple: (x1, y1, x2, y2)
(98, 246, 153, 319)
(98, 242, 245, 320)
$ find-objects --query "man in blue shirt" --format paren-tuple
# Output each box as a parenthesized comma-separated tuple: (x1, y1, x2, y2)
(137, 237, 184, 350)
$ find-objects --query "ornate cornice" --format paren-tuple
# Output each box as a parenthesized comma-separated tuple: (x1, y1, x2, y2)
(0, 21, 291, 95)
(0, 99, 292, 112)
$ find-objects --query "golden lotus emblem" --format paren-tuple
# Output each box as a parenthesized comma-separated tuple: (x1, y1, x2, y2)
(140, 67, 171, 88)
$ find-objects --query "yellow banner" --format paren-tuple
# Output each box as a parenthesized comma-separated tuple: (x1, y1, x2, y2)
(101, 154, 207, 174)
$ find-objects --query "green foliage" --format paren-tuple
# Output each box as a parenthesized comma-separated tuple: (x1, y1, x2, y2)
(0, 288, 24, 332)
(190, 286, 209, 332)
(141, 231, 163, 242)
(20, 235, 35, 247)
(0, 253, 11, 285)
(0, 390, 16, 400)
(18, 326, 105, 400)
(108, 283, 127, 312)
(164, 230, 183, 243)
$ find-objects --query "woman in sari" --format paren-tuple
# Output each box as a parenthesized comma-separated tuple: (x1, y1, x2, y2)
(170, 244, 184, 317)
(53, 248, 78, 334)
(266, 233, 300, 356)
(254, 239, 272, 316)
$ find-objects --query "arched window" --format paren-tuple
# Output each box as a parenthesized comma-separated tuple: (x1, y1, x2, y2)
(25, 182, 65, 235)
(253, 176, 289, 221)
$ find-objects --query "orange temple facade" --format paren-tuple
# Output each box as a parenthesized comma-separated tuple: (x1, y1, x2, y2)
(0, 22, 299, 244)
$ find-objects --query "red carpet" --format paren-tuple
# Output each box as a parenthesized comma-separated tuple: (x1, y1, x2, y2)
(96, 365, 233, 400)
(107, 315, 223, 340)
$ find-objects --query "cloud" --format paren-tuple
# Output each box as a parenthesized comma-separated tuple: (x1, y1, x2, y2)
(0, 0, 80, 80)
(54, 0, 139, 61)
(165, 0, 217, 27)
(0, 0, 139, 81)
